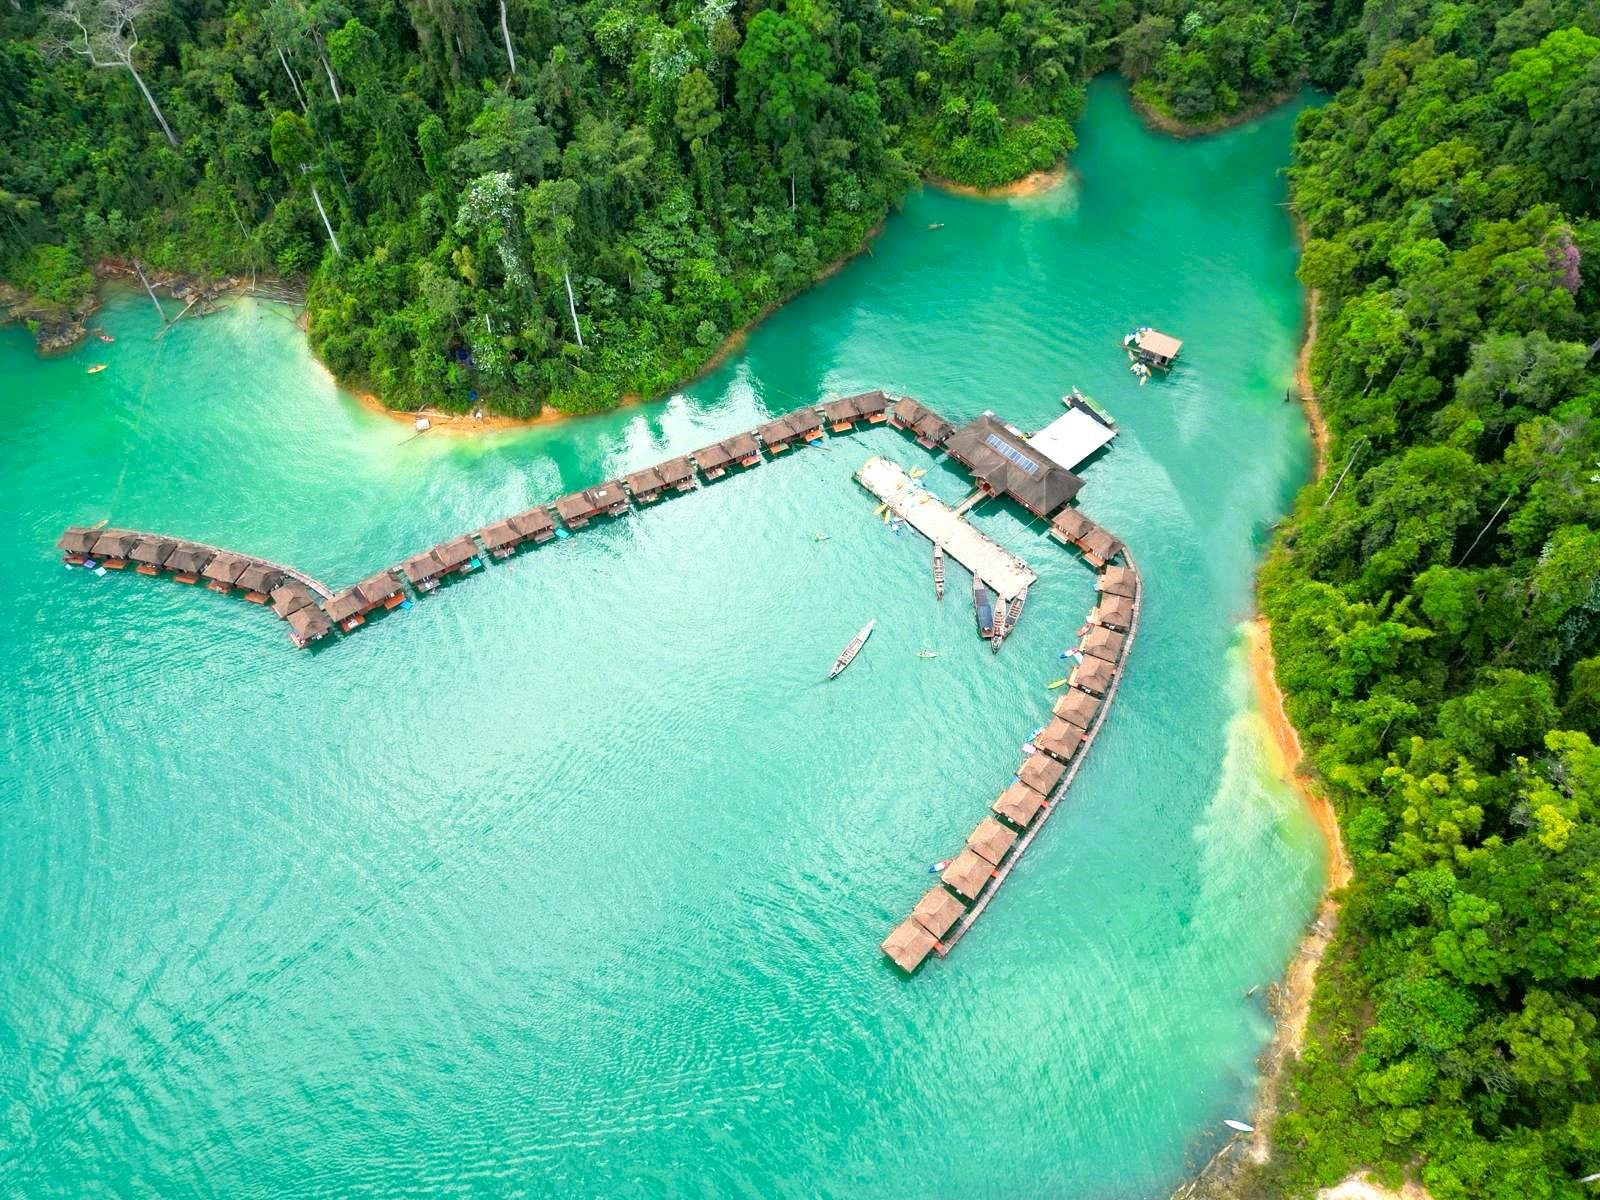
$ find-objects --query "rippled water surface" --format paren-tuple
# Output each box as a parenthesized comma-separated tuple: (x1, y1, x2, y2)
(2, 79, 1323, 1198)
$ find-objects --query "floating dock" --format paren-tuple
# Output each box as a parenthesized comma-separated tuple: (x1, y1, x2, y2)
(855, 456, 1036, 603)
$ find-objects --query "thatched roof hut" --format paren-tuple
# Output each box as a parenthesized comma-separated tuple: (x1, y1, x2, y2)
(890, 397, 955, 448)
(911, 886, 965, 939)
(1034, 718, 1084, 763)
(56, 526, 100, 555)
(724, 432, 761, 465)
(286, 603, 333, 646)
(693, 440, 735, 476)
(657, 456, 696, 490)
(355, 571, 402, 606)
(508, 506, 555, 541)
(270, 581, 314, 618)
(130, 537, 176, 568)
(1079, 528, 1121, 565)
(624, 465, 667, 501)
(993, 780, 1047, 828)
(1018, 752, 1065, 795)
(164, 543, 214, 575)
(234, 562, 286, 595)
(91, 530, 138, 560)
(967, 816, 1018, 865)
(1073, 656, 1115, 695)
(202, 551, 248, 585)
(757, 413, 799, 450)
(941, 848, 995, 901)
(323, 586, 365, 623)
(1093, 594, 1135, 631)
(432, 536, 479, 572)
(881, 919, 938, 972)
(1050, 509, 1093, 544)
(401, 549, 444, 586)
(477, 520, 522, 556)
(1081, 625, 1126, 663)
(1098, 565, 1137, 598)
(1052, 688, 1100, 729)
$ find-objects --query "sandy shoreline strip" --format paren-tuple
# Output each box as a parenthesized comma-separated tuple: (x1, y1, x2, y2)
(923, 163, 1067, 199)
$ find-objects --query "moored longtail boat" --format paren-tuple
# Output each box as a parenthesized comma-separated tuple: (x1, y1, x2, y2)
(972, 579, 995, 638)
(828, 619, 876, 679)
(933, 545, 945, 600)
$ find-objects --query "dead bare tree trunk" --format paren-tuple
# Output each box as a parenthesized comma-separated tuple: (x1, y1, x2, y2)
(563, 268, 583, 348)
(307, 176, 342, 257)
(320, 52, 342, 104)
(278, 46, 307, 112)
(49, 0, 178, 145)
(132, 258, 164, 319)
(498, 0, 516, 75)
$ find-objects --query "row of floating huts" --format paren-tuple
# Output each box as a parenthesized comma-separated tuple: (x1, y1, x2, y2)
(881, 512, 1142, 973)
(54, 391, 973, 649)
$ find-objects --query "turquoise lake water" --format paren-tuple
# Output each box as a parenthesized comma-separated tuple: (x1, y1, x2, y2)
(1, 79, 1323, 1197)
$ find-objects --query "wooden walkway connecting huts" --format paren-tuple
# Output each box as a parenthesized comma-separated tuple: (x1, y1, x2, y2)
(57, 390, 1049, 657)
(882, 522, 1144, 973)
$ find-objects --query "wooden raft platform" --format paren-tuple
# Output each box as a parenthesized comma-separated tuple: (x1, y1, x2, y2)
(855, 455, 1037, 602)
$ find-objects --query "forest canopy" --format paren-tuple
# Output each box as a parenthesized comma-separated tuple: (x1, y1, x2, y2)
(1, 0, 1327, 414)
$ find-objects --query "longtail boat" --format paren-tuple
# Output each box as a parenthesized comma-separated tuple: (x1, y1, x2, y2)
(933, 545, 945, 600)
(973, 580, 995, 637)
(828, 619, 876, 679)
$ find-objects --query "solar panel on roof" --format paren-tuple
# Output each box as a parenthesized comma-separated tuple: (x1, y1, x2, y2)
(984, 433, 1040, 475)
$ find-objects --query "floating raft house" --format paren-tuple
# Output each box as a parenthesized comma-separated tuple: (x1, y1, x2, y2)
(941, 847, 998, 901)
(821, 390, 890, 431)
(1052, 688, 1100, 728)
(203, 551, 248, 592)
(911, 886, 965, 939)
(692, 439, 736, 480)
(967, 816, 1019, 865)
(55, 527, 99, 561)
(286, 603, 333, 648)
(325, 570, 403, 630)
(1129, 328, 1182, 368)
(1017, 751, 1066, 795)
(993, 780, 1048, 828)
(889, 397, 955, 449)
(165, 543, 212, 581)
(476, 520, 524, 559)
(508, 506, 556, 543)
(1080, 625, 1127, 663)
(555, 481, 628, 529)
(1098, 565, 1138, 599)
(945, 414, 1084, 520)
(235, 562, 285, 601)
(93, 530, 138, 566)
(881, 919, 939, 973)
(1092, 594, 1135, 631)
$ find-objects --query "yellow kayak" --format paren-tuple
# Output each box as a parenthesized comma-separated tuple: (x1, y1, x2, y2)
(87, 363, 108, 374)
(1046, 678, 1068, 690)
(909, 467, 927, 478)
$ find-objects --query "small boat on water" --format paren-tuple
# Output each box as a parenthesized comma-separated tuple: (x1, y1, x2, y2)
(93, 329, 115, 343)
(927, 223, 944, 231)
(828, 619, 875, 679)
(973, 579, 995, 637)
(933, 545, 945, 600)
(86, 363, 107, 374)
(916, 648, 938, 659)
(909, 466, 927, 478)
(1223, 1120, 1255, 1134)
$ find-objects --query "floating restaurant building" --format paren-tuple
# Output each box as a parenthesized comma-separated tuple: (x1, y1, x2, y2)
(1027, 393, 1119, 472)
(945, 414, 1084, 519)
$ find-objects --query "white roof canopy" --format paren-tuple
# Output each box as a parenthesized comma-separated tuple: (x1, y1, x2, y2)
(1026, 407, 1117, 472)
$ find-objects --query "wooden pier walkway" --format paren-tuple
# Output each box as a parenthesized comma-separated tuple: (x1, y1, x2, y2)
(934, 545, 1143, 958)
(855, 456, 1036, 602)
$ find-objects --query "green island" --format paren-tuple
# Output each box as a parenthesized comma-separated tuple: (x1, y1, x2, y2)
(4, 0, 1600, 1196)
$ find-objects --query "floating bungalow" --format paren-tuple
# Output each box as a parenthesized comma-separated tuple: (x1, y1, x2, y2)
(234, 562, 286, 602)
(821, 390, 890, 432)
(165, 543, 213, 583)
(1017, 750, 1066, 795)
(1072, 656, 1116, 696)
(286, 604, 333, 649)
(554, 481, 628, 530)
(325, 570, 404, 631)
(56, 526, 100, 563)
(91, 530, 138, 568)
(758, 407, 825, 454)
(1081, 625, 1127, 664)
(1052, 688, 1100, 729)
(431, 536, 481, 579)
(881, 919, 939, 973)
(401, 549, 446, 592)
(623, 458, 696, 502)
(270, 581, 315, 619)
(1033, 718, 1084, 763)
(692, 440, 736, 480)
(945, 413, 1084, 519)
(889, 397, 955, 449)
(967, 816, 1019, 865)
(993, 780, 1048, 828)
(508, 506, 556, 544)
(1050, 508, 1121, 564)
(725, 432, 763, 468)
(623, 464, 667, 503)
(911, 886, 965, 940)
(1127, 328, 1182, 368)
(202, 551, 249, 593)
(129, 536, 176, 575)
(1098, 565, 1138, 599)
(1078, 528, 1122, 568)
(1092, 594, 1135, 631)
(942, 847, 997, 901)
(476, 520, 524, 559)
